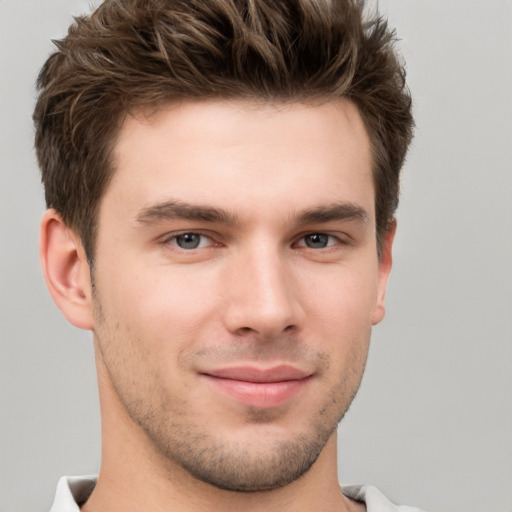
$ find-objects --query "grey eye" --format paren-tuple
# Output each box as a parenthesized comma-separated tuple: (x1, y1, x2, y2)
(303, 233, 329, 248)
(174, 233, 202, 249)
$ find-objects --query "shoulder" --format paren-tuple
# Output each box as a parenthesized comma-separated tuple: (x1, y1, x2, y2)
(341, 484, 427, 512)
(49, 476, 97, 512)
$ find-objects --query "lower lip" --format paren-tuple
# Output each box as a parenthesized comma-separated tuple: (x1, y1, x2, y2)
(202, 375, 311, 408)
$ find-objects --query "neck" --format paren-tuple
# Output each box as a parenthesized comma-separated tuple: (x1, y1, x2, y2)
(83, 345, 362, 512)
(83, 438, 359, 512)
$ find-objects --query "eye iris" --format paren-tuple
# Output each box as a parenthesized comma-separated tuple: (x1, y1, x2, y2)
(176, 233, 201, 249)
(306, 233, 328, 248)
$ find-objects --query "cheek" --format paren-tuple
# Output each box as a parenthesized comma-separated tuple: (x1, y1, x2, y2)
(100, 259, 221, 326)
(302, 265, 377, 366)
(93, 262, 227, 385)
(306, 265, 379, 328)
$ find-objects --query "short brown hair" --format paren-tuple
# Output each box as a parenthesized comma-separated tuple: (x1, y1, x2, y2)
(34, 0, 413, 260)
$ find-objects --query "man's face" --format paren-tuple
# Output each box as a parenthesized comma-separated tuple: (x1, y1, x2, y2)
(90, 99, 392, 491)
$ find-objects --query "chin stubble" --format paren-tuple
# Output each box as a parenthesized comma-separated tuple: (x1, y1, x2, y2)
(92, 292, 369, 493)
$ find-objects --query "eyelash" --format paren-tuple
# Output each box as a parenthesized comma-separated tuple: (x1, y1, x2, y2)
(161, 231, 216, 250)
(295, 233, 341, 249)
(161, 231, 346, 251)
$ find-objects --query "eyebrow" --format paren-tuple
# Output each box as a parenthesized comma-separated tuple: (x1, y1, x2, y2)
(296, 202, 369, 226)
(136, 199, 369, 227)
(136, 200, 239, 226)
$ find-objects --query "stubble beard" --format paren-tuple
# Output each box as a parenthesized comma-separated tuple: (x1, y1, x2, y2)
(132, 385, 357, 493)
(123, 382, 362, 493)
(93, 297, 369, 493)
(104, 355, 366, 493)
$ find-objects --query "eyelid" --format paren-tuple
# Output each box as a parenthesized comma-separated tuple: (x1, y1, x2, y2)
(157, 229, 350, 250)
(293, 231, 349, 248)
(160, 230, 218, 249)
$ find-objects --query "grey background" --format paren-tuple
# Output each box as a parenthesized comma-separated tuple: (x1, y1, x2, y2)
(1, 1, 511, 511)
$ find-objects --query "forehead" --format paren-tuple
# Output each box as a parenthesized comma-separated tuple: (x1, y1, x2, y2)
(105, 98, 374, 224)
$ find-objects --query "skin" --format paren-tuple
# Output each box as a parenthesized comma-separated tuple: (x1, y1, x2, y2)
(40, 98, 394, 512)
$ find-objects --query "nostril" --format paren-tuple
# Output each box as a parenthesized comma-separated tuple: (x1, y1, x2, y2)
(234, 324, 296, 338)
(237, 326, 256, 335)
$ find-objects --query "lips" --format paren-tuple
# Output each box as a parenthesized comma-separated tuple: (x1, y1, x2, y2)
(200, 365, 312, 408)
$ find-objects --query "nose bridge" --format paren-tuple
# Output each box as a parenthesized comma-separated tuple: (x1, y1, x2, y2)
(223, 241, 300, 338)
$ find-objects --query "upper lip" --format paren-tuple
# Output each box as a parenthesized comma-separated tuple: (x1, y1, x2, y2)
(201, 365, 312, 383)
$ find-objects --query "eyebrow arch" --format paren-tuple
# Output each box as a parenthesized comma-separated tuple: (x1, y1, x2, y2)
(295, 202, 369, 226)
(136, 200, 239, 226)
(136, 199, 368, 228)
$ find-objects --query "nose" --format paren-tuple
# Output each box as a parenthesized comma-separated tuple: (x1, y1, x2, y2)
(222, 246, 303, 340)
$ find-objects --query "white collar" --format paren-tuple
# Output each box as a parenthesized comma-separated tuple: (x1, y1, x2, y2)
(49, 476, 425, 512)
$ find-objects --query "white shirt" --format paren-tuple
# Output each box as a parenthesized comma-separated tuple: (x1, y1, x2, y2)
(49, 476, 426, 512)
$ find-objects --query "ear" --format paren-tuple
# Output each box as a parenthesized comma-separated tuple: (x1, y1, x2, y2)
(39, 209, 94, 330)
(372, 220, 396, 325)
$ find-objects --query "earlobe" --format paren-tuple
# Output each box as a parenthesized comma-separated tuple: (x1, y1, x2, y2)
(372, 220, 396, 326)
(39, 209, 94, 330)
